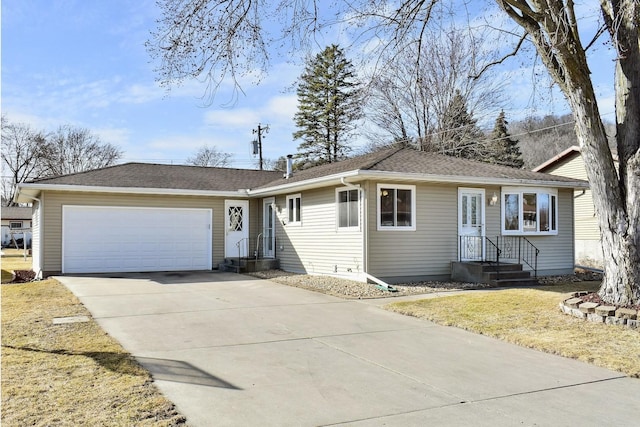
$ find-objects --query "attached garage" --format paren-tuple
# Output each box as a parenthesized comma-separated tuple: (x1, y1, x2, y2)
(62, 206, 212, 274)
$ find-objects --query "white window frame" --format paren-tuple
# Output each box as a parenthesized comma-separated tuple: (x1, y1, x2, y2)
(377, 183, 416, 231)
(286, 193, 302, 226)
(501, 187, 558, 235)
(9, 221, 23, 229)
(336, 187, 360, 230)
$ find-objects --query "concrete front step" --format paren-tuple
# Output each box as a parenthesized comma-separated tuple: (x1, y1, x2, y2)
(451, 261, 537, 286)
(477, 263, 523, 272)
(219, 263, 241, 273)
(220, 258, 279, 273)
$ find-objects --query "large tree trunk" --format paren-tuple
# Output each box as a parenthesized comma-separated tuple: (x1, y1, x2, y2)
(597, 0, 640, 305)
(497, 0, 640, 305)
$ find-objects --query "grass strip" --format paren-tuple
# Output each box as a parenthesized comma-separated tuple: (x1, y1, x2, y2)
(386, 282, 640, 378)
(1, 254, 186, 426)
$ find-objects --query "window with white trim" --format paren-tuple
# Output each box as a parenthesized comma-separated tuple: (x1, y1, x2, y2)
(286, 193, 301, 225)
(502, 188, 558, 235)
(336, 188, 359, 229)
(377, 184, 416, 230)
(9, 221, 23, 229)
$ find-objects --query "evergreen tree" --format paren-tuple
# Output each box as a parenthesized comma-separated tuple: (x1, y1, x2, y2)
(293, 45, 361, 167)
(486, 111, 524, 168)
(436, 90, 486, 159)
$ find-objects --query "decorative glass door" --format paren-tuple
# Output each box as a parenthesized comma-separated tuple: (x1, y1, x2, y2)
(225, 200, 249, 258)
(263, 198, 275, 258)
(458, 188, 485, 261)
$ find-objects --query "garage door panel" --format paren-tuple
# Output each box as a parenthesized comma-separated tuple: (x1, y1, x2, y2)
(63, 206, 212, 274)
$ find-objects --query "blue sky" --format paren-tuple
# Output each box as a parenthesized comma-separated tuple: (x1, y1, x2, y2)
(2, 1, 616, 169)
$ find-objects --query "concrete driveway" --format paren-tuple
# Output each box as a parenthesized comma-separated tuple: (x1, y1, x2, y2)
(58, 272, 640, 426)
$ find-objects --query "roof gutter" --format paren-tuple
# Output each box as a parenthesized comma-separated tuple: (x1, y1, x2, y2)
(352, 170, 589, 189)
(15, 182, 249, 202)
(248, 170, 361, 196)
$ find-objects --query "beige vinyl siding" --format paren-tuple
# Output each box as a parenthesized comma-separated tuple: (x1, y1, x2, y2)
(367, 182, 459, 282)
(249, 198, 262, 239)
(40, 191, 227, 274)
(275, 186, 364, 275)
(547, 155, 588, 180)
(545, 154, 599, 240)
(484, 186, 503, 238)
(574, 191, 599, 240)
(518, 188, 575, 274)
(366, 183, 575, 282)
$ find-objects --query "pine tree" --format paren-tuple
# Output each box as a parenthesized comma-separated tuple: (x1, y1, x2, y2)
(293, 45, 361, 167)
(486, 111, 524, 168)
(436, 90, 486, 159)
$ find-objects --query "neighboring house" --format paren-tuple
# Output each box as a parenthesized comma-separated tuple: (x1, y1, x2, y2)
(1, 206, 32, 247)
(533, 145, 614, 267)
(15, 147, 587, 283)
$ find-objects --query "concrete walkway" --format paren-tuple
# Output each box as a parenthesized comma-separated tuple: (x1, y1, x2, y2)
(57, 272, 640, 426)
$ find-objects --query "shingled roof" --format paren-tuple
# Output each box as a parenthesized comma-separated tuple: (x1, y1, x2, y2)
(18, 147, 586, 202)
(28, 163, 283, 192)
(256, 146, 586, 189)
(1, 206, 32, 220)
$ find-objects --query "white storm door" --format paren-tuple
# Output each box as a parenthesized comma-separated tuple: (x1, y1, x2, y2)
(262, 197, 275, 258)
(458, 188, 485, 261)
(225, 200, 249, 258)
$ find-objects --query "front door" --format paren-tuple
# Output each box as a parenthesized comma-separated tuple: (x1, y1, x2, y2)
(458, 188, 485, 261)
(263, 198, 275, 258)
(225, 200, 249, 258)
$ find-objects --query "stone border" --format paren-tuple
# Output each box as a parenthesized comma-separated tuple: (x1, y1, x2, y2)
(560, 291, 638, 329)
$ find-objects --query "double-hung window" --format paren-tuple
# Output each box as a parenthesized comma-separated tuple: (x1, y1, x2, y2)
(377, 184, 416, 230)
(502, 187, 558, 235)
(286, 193, 301, 225)
(337, 188, 359, 229)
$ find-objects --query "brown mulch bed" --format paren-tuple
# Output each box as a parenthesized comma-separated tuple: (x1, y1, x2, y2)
(6, 269, 36, 284)
(579, 292, 640, 311)
(554, 269, 640, 311)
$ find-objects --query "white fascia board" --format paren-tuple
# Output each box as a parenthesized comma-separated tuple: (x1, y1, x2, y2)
(352, 170, 589, 189)
(15, 183, 248, 201)
(247, 170, 361, 196)
(248, 169, 588, 195)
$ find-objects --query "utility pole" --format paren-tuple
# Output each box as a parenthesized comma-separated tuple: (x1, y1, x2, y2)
(252, 123, 269, 170)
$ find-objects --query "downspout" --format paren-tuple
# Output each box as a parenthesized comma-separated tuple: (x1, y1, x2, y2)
(340, 177, 396, 292)
(16, 193, 43, 280)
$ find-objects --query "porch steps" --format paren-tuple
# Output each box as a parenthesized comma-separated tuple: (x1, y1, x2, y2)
(219, 258, 279, 274)
(451, 261, 538, 287)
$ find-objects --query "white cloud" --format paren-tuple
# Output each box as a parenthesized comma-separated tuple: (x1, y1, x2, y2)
(264, 95, 298, 122)
(204, 109, 261, 129)
(94, 127, 131, 147)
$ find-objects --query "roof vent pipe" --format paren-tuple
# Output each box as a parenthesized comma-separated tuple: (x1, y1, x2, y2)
(285, 155, 293, 179)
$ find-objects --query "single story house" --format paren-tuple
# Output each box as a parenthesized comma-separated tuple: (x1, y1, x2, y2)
(533, 145, 614, 266)
(1, 206, 32, 247)
(15, 147, 588, 283)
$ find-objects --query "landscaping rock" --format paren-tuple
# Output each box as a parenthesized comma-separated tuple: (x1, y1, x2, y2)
(595, 305, 616, 316)
(615, 308, 638, 320)
(564, 297, 583, 308)
(578, 302, 599, 313)
(586, 313, 605, 323)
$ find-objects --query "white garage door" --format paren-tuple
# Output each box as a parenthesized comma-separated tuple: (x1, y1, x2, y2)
(63, 206, 212, 274)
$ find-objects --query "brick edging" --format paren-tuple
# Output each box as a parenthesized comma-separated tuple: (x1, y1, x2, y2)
(560, 292, 638, 329)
